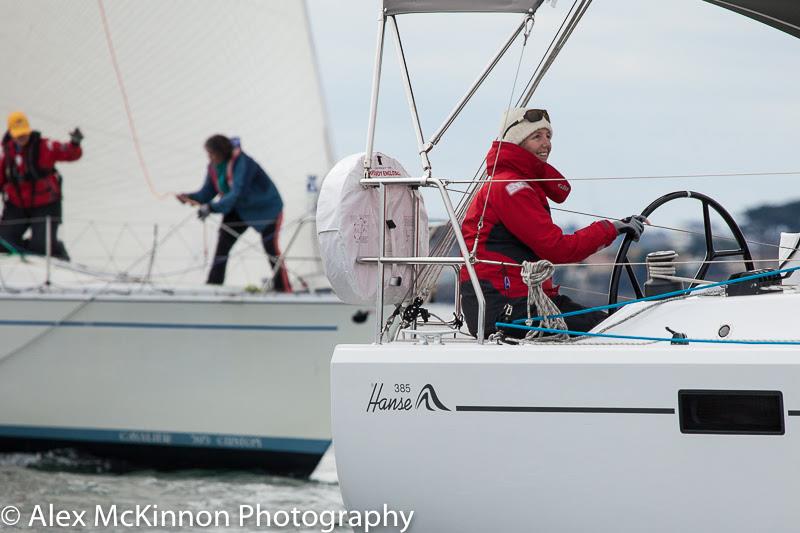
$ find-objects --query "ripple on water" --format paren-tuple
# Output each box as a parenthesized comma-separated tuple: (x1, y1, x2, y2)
(0, 448, 350, 532)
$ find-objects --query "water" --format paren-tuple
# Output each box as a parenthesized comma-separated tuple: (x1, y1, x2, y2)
(0, 449, 349, 532)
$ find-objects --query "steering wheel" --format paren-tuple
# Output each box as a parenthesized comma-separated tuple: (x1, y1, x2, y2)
(607, 191, 754, 312)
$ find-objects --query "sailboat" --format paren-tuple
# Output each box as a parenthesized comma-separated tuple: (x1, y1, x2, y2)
(328, 0, 800, 529)
(0, 1, 372, 477)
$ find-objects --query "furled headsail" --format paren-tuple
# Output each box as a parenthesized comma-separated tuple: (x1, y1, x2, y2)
(703, 0, 800, 38)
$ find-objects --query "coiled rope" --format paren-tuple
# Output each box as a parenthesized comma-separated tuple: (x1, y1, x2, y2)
(520, 260, 568, 340)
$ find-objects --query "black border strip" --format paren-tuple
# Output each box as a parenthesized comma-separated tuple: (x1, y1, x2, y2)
(455, 406, 674, 414)
(788, 411, 800, 416)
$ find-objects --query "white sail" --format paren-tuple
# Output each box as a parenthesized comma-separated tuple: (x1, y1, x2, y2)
(0, 0, 332, 288)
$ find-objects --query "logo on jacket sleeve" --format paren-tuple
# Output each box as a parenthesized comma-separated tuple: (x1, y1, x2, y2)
(505, 181, 530, 196)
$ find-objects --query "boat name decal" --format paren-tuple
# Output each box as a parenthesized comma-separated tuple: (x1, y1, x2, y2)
(366, 383, 450, 413)
(118, 431, 172, 444)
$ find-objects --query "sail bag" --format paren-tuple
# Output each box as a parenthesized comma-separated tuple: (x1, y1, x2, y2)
(317, 153, 428, 305)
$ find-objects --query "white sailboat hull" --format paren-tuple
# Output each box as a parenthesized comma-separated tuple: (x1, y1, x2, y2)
(332, 298, 800, 530)
(0, 292, 371, 476)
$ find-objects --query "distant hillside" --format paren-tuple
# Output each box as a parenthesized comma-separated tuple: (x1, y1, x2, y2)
(742, 199, 800, 242)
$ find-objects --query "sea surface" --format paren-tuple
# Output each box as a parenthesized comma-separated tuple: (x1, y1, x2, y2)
(0, 449, 349, 532)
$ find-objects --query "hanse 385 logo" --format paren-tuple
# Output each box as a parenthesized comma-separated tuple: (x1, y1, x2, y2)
(366, 383, 450, 413)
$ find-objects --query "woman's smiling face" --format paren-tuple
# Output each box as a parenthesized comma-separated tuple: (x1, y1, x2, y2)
(520, 128, 552, 162)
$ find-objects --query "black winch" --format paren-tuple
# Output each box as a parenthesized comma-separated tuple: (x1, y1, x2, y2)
(725, 269, 782, 297)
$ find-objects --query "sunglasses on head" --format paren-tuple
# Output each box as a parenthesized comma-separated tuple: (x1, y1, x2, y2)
(503, 109, 551, 138)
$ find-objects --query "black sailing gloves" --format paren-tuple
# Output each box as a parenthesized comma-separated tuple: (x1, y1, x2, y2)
(69, 128, 83, 146)
(613, 214, 648, 242)
(197, 204, 212, 221)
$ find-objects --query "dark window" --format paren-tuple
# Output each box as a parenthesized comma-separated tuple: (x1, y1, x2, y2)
(679, 390, 784, 435)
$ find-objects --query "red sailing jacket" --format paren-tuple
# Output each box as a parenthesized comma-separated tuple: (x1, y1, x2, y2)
(0, 131, 82, 208)
(459, 141, 617, 298)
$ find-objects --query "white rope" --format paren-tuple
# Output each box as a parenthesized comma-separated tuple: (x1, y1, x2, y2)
(645, 250, 678, 279)
(520, 260, 569, 341)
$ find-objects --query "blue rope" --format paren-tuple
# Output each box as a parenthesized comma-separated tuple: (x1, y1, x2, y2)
(511, 264, 800, 324)
(0, 237, 23, 256)
(495, 322, 800, 345)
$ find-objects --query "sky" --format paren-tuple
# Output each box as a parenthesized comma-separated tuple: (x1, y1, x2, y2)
(307, 0, 800, 236)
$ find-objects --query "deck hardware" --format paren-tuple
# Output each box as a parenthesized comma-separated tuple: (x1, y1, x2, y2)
(665, 327, 688, 345)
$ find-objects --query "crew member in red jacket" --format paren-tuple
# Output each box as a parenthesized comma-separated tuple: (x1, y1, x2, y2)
(0, 112, 83, 260)
(460, 107, 646, 338)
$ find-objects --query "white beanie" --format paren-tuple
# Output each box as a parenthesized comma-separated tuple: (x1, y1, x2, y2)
(500, 107, 552, 145)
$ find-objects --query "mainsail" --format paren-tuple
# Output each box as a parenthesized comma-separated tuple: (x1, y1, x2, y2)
(0, 0, 332, 288)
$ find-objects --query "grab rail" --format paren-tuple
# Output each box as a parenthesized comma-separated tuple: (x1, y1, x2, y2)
(360, 175, 486, 343)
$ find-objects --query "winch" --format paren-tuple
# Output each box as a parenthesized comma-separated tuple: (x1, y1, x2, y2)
(643, 250, 685, 297)
(726, 269, 782, 296)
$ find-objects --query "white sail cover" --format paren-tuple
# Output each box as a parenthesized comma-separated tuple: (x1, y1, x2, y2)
(383, 0, 543, 15)
(0, 0, 332, 288)
(317, 153, 428, 305)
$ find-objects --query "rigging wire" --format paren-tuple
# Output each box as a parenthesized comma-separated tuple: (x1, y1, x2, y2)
(416, 1, 595, 299)
(519, 265, 800, 322)
(549, 206, 799, 252)
(40, 213, 310, 286)
(473, 14, 536, 257)
(0, 211, 198, 367)
(434, 188, 800, 267)
(443, 169, 800, 183)
(558, 284, 633, 300)
(516, 0, 581, 101)
(449, 0, 587, 215)
(416, 13, 539, 297)
(477, 256, 800, 269)
(517, 0, 594, 104)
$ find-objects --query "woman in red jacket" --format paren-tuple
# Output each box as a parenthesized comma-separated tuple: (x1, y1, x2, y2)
(460, 108, 645, 338)
(0, 111, 82, 260)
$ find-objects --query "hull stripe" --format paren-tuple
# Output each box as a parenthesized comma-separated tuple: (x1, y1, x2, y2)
(0, 319, 336, 331)
(456, 406, 675, 414)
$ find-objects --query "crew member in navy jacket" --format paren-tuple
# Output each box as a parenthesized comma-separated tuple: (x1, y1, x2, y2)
(178, 134, 291, 291)
(460, 108, 646, 338)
